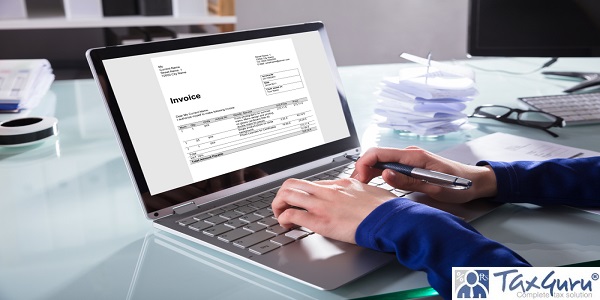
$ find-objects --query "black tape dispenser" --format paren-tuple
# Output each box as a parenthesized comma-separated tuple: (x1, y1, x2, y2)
(0, 117, 58, 146)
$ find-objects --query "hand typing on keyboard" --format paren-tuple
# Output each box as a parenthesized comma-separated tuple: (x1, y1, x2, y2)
(272, 177, 396, 244)
(273, 145, 600, 300)
(272, 146, 497, 244)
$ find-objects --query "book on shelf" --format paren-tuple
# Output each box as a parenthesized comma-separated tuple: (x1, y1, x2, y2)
(138, 0, 173, 16)
(102, 0, 139, 16)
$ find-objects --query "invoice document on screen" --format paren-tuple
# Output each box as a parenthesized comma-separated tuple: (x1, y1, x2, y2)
(150, 38, 324, 185)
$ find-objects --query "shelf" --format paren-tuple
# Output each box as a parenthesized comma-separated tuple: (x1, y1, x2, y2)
(0, 14, 236, 30)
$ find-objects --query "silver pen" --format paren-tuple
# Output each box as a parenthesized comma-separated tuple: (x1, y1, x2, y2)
(345, 155, 472, 190)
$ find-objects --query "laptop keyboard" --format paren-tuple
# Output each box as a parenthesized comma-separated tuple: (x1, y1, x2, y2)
(176, 163, 411, 255)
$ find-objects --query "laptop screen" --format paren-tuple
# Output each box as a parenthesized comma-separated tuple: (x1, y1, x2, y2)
(87, 23, 359, 218)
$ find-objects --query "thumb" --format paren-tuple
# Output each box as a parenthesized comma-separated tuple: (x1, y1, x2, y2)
(382, 169, 427, 192)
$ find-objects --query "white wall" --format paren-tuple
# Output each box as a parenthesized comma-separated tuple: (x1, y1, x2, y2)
(236, 0, 470, 66)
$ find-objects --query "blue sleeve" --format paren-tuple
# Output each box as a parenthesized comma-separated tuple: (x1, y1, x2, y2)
(477, 156, 600, 207)
(355, 198, 530, 300)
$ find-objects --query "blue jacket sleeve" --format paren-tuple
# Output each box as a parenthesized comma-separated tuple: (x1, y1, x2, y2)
(478, 156, 600, 207)
(355, 198, 530, 300)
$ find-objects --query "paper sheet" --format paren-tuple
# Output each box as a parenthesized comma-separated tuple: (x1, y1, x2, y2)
(381, 77, 478, 99)
(439, 132, 600, 216)
(400, 52, 475, 80)
(439, 132, 600, 164)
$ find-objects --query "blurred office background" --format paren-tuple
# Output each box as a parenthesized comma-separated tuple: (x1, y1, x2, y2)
(0, 0, 468, 79)
(236, 0, 468, 65)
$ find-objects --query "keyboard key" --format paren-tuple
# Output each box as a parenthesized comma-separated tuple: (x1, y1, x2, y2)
(257, 217, 279, 227)
(203, 224, 233, 237)
(260, 193, 275, 201)
(325, 170, 341, 177)
(393, 190, 411, 197)
(249, 240, 280, 255)
(235, 205, 257, 214)
(336, 172, 352, 179)
(235, 199, 253, 206)
(220, 210, 243, 220)
(249, 201, 271, 210)
(204, 215, 227, 225)
(224, 219, 247, 229)
(298, 226, 314, 234)
(261, 190, 278, 198)
(247, 196, 263, 202)
(220, 204, 238, 211)
(254, 208, 273, 218)
(285, 229, 309, 240)
(233, 230, 275, 249)
(239, 213, 262, 223)
(189, 221, 212, 232)
(178, 218, 196, 226)
(315, 173, 331, 180)
(266, 225, 290, 235)
(243, 222, 266, 232)
(369, 177, 385, 185)
(270, 235, 295, 246)
(192, 213, 211, 221)
(258, 199, 273, 207)
(218, 228, 252, 242)
(207, 208, 226, 216)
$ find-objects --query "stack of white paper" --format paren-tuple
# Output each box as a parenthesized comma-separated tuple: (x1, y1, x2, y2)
(0, 59, 55, 112)
(375, 53, 477, 136)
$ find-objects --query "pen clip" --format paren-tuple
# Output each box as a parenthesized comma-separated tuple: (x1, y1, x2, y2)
(418, 179, 471, 190)
(412, 168, 472, 190)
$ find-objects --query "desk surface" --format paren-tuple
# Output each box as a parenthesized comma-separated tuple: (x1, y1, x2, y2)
(1, 57, 600, 300)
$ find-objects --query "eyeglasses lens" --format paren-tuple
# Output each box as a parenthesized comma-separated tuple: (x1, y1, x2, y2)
(475, 106, 511, 118)
(517, 111, 557, 128)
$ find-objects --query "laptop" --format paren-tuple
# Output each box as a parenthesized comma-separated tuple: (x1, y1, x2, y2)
(86, 22, 397, 290)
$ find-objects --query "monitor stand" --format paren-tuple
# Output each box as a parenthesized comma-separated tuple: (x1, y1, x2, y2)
(542, 71, 600, 93)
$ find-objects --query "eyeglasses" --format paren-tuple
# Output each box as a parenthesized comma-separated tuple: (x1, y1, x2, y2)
(469, 105, 565, 137)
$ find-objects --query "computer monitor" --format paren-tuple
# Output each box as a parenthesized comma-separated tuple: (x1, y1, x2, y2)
(467, 0, 600, 57)
(467, 0, 600, 92)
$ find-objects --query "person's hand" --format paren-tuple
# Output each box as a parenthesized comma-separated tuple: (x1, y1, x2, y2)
(351, 146, 498, 204)
(272, 178, 396, 244)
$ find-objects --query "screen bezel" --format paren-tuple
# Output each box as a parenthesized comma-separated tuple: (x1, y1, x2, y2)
(86, 22, 360, 219)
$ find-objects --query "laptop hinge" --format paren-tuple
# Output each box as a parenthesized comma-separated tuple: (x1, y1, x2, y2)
(173, 201, 197, 215)
(333, 151, 357, 163)
(333, 156, 346, 163)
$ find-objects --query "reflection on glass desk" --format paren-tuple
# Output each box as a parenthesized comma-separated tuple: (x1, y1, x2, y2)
(2, 57, 600, 300)
(127, 231, 426, 300)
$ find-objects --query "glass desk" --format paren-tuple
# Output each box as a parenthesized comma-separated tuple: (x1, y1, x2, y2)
(1, 57, 600, 300)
